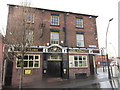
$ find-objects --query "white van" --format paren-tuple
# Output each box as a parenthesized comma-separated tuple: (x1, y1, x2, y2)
(110, 61, 118, 66)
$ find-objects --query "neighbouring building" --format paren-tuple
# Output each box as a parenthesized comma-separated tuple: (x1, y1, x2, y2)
(4, 4, 100, 87)
(0, 33, 4, 87)
(95, 55, 107, 68)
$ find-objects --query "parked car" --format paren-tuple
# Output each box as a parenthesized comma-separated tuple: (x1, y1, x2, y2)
(110, 61, 118, 66)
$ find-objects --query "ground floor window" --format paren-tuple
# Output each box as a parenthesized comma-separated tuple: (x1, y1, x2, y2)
(16, 54, 40, 68)
(69, 55, 88, 68)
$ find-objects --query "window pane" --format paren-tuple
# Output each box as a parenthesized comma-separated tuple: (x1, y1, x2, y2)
(35, 56, 38, 59)
(51, 32, 59, 39)
(29, 56, 33, 60)
(26, 14, 34, 22)
(26, 30, 33, 44)
(79, 61, 82, 66)
(82, 61, 86, 66)
(34, 61, 39, 67)
(51, 32, 59, 44)
(51, 15, 59, 25)
(29, 61, 33, 67)
(83, 56, 86, 60)
(24, 61, 28, 67)
(76, 18, 83, 28)
(79, 56, 82, 60)
(17, 61, 21, 67)
(18, 56, 22, 59)
(75, 61, 78, 67)
(77, 41, 83, 47)
(74, 56, 78, 60)
(76, 34, 83, 40)
(24, 55, 28, 59)
(76, 34, 84, 47)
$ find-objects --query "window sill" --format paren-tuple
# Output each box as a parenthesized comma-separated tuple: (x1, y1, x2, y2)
(76, 27, 84, 29)
(16, 67, 40, 69)
(69, 67, 88, 69)
(76, 46, 85, 48)
(26, 22, 34, 24)
(50, 24, 60, 27)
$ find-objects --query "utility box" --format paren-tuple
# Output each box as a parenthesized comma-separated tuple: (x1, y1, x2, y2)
(111, 66, 118, 77)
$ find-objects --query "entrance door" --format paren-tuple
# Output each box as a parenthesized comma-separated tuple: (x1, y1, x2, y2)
(47, 61, 62, 77)
(89, 55, 95, 75)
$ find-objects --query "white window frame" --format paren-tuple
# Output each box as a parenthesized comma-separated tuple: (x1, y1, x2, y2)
(48, 54, 62, 61)
(51, 15, 59, 25)
(26, 30, 33, 45)
(69, 55, 88, 68)
(76, 34, 84, 47)
(50, 32, 59, 44)
(76, 18, 83, 28)
(26, 13, 34, 23)
(16, 54, 40, 68)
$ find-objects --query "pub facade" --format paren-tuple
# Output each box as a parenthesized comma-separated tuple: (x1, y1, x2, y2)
(4, 4, 99, 87)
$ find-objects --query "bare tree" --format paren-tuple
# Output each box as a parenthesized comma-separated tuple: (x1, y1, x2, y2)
(4, 1, 34, 89)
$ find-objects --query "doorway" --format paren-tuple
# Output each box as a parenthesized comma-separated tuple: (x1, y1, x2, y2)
(47, 61, 62, 77)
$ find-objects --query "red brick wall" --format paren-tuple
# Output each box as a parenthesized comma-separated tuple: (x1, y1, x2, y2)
(0, 34, 3, 86)
(69, 68, 90, 79)
(95, 55, 107, 67)
(95, 55, 107, 62)
(6, 5, 99, 85)
(12, 53, 43, 87)
(6, 5, 98, 49)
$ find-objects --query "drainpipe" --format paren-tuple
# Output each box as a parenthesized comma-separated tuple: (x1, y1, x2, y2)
(63, 13, 69, 79)
(63, 13, 67, 46)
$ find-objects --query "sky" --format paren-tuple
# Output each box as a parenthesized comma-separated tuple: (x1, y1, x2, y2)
(0, 0, 119, 57)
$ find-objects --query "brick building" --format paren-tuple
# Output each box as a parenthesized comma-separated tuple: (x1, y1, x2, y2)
(4, 4, 99, 87)
(0, 33, 3, 87)
(95, 55, 107, 68)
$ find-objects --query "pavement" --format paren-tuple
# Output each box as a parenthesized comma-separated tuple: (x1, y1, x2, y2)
(23, 67, 120, 88)
(1, 67, 120, 89)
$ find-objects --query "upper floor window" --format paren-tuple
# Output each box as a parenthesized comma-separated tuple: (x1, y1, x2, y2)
(26, 30, 33, 45)
(76, 34, 84, 47)
(76, 17, 83, 28)
(51, 15, 59, 26)
(26, 14, 34, 23)
(50, 32, 59, 44)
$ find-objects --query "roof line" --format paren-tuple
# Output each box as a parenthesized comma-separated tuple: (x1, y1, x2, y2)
(7, 4, 98, 17)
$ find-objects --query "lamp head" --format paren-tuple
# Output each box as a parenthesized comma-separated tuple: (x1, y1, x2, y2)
(109, 18, 113, 22)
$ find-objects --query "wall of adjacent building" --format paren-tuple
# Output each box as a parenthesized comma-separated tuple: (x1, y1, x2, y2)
(0, 33, 3, 87)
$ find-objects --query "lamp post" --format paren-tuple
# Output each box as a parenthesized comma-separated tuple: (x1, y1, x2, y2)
(101, 47, 105, 72)
(106, 18, 113, 79)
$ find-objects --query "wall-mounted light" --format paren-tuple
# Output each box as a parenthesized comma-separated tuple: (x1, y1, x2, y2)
(64, 69, 67, 74)
(66, 13, 70, 16)
(47, 43, 49, 46)
(43, 70, 46, 74)
(89, 16, 92, 19)
(61, 41, 64, 43)
(42, 10, 45, 13)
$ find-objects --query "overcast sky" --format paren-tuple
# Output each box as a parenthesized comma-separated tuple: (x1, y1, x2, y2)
(0, 0, 119, 57)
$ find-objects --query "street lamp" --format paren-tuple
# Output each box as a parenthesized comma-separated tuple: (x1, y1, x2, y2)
(101, 47, 105, 72)
(106, 18, 113, 79)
